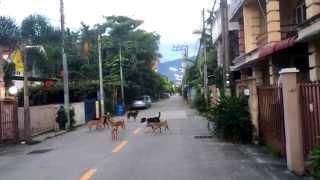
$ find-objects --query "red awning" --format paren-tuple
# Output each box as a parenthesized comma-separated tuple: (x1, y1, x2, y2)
(258, 37, 297, 58)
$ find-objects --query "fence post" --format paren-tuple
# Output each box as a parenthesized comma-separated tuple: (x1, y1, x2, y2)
(279, 68, 304, 175)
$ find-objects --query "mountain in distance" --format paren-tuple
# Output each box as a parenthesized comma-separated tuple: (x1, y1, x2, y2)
(158, 57, 195, 82)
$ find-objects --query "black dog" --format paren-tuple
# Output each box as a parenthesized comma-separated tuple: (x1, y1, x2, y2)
(141, 112, 161, 127)
(127, 110, 139, 121)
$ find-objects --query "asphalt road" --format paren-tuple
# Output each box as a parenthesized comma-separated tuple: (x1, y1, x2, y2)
(0, 96, 308, 180)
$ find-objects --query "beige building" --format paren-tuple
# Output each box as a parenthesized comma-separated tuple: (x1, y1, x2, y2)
(229, 0, 314, 147)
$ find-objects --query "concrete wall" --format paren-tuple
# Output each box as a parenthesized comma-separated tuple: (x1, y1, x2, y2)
(18, 102, 85, 137)
(72, 102, 85, 126)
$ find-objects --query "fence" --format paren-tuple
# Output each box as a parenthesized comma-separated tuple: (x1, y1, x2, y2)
(300, 83, 320, 159)
(257, 86, 286, 155)
(0, 99, 18, 143)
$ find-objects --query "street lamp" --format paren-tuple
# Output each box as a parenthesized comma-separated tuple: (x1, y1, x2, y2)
(8, 86, 17, 95)
(22, 44, 46, 143)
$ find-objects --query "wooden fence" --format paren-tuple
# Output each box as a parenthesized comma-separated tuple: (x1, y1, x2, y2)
(300, 83, 320, 159)
(257, 86, 286, 155)
(0, 99, 18, 143)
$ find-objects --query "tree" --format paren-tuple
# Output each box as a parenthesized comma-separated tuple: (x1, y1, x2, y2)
(0, 16, 20, 47)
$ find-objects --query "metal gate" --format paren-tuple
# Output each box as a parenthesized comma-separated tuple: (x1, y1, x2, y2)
(258, 86, 286, 155)
(0, 99, 18, 143)
(84, 99, 96, 122)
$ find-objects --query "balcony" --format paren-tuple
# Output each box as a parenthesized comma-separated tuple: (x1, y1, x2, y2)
(230, 0, 245, 21)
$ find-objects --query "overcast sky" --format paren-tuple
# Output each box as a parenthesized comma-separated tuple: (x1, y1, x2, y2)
(0, 0, 213, 61)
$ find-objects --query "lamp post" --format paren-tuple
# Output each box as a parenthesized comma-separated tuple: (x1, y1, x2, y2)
(60, 0, 70, 130)
(98, 35, 105, 117)
(22, 44, 46, 142)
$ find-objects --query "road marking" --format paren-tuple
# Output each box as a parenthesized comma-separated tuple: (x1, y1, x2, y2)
(80, 169, 97, 180)
(133, 128, 141, 135)
(112, 140, 128, 153)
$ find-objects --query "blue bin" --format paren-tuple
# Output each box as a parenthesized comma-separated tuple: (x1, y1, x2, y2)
(115, 103, 126, 116)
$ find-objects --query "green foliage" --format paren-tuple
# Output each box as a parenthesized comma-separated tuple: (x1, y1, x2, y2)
(311, 147, 320, 179)
(208, 96, 253, 143)
(192, 89, 207, 113)
(56, 106, 67, 130)
(0, 16, 20, 47)
(2, 14, 168, 108)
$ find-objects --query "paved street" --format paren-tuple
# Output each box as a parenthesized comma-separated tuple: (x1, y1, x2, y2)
(0, 96, 308, 180)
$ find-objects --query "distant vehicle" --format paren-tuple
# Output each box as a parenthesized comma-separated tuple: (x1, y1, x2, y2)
(160, 93, 170, 99)
(131, 95, 152, 109)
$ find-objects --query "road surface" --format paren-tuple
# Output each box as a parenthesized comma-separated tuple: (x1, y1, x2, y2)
(0, 96, 307, 180)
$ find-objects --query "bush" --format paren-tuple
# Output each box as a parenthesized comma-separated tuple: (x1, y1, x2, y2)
(193, 89, 208, 113)
(56, 106, 76, 130)
(208, 96, 253, 143)
(311, 147, 320, 179)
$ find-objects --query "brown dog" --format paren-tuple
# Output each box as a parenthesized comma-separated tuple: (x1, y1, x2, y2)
(107, 117, 126, 130)
(103, 113, 112, 128)
(107, 117, 126, 140)
(87, 118, 104, 132)
(149, 120, 169, 133)
(112, 126, 119, 140)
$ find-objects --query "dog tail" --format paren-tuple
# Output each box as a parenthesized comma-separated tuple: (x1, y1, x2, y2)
(158, 112, 161, 118)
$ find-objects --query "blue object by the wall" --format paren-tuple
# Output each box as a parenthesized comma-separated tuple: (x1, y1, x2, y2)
(115, 103, 126, 116)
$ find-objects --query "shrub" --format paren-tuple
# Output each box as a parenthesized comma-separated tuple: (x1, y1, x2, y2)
(311, 147, 320, 179)
(208, 96, 253, 143)
(193, 89, 208, 113)
(56, 106, 76, 130)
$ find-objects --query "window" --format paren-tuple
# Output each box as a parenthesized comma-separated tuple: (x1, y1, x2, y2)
(296, 0, 306, 24)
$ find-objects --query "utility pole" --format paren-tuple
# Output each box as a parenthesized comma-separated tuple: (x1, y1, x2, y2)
(119, 45, 125, 104)
(23, 47, 31, 142)
(202, 8, 209, 105)
(98, 35, 105, 117)
(60, 0, 70, 129)
(172, 44, 188, 95)
(221, 0, 230, 96)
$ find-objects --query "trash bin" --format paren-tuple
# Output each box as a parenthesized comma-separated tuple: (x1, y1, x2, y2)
(115, 103, 126, 116)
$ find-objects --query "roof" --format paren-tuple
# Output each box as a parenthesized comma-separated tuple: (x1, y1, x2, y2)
(231, 37, 298, 71)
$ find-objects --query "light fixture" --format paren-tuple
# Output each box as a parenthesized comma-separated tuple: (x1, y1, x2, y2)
(8, 86, 18, 95)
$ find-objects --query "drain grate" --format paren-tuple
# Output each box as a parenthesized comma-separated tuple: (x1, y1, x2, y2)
(27, 149, 53, 155)
(194, 135, 213, 139)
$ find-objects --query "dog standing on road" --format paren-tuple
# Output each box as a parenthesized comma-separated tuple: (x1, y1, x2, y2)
(140, 112, 161, 125)
(107, 117, 126, 140)
(127, 110, 139, 121)
(87, 118, 104, 132)
(149, 120, 169, 133)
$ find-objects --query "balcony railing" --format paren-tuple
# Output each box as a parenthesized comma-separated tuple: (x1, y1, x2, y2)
(281, 24, 298, 39)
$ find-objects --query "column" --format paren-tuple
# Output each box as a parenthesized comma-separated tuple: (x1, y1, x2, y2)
(267, 0, 281, 43)
(306, 0, 320, 19)
(309, 42, 320, 81)
(280, 68, 304, 175)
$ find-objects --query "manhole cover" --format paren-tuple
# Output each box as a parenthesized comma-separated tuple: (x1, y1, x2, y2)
(194, 135, 213, 139)
(27, 149, 53, 155)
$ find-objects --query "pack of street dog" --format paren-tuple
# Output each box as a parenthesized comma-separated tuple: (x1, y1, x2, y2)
(140, 112, 170, 133)
(86, 110, 169, 140)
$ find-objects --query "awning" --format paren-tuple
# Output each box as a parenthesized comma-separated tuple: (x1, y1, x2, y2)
(258, 37, 297, 58)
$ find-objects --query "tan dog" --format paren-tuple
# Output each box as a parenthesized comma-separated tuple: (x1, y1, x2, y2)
(103, 113, 112, 128)
(107, 117, 126, 130)
(112, 126, 119, 140)
(106, 117, 126, 140)
(87, 118, 104, 132)
(149, 120, 169, 133)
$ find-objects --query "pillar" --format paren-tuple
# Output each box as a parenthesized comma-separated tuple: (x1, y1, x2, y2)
(280, 68, 304, 175)
(306, 0, 320, 19)
(243, 2, 260, 52)
(268, 58, 277, 85)
(267, 0, 281, 43)
(309, 42, 320, 81)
